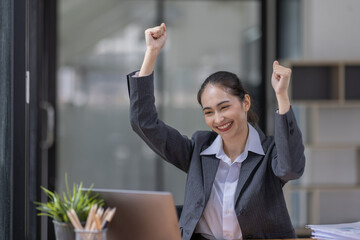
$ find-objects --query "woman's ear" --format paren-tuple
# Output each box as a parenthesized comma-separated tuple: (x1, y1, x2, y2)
(243, 94, 251, 112)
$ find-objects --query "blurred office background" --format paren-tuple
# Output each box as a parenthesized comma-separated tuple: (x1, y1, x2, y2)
(1, 0, 360, 239)
(56, 0, 262, 206)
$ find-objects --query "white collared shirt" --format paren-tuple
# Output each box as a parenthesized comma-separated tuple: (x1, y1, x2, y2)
(195, 123, 265, 240)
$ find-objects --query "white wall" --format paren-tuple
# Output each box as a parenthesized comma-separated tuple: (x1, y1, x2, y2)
(302, 0, 360, 60)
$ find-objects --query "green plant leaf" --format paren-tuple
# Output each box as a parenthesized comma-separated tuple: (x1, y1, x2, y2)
(34, 174, 104, 224)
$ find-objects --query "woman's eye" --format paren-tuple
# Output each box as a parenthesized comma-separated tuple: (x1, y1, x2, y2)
(204, 111, 213, 115)
(221, 106, 229, 110)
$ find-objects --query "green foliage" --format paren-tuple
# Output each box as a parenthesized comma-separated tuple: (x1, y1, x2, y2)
(34, 175, 104, 223)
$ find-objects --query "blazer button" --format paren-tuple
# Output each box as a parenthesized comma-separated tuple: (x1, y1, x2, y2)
(290, 129, 294, 135)
(289, 121, 294, 127)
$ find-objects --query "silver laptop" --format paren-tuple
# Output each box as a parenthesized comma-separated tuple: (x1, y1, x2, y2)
(90, 188, 182, 240)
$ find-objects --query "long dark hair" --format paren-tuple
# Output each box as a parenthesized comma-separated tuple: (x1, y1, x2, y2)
(197, 71, 259, 124)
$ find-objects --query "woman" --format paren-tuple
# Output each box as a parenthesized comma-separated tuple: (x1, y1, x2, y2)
(127, 23, 305, 240)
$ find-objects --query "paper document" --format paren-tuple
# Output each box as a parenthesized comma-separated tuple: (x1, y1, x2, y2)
(306, 221, 360, 240)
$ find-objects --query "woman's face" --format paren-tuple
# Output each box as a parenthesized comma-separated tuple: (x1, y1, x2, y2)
(200, 84, 250, 141)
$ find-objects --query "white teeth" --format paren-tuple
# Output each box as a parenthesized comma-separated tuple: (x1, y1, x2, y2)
(217, 122, 231, 129)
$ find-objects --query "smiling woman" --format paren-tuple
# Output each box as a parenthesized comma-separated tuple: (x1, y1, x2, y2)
(197, 71, 253, 162)
(127, 23, 306, 240)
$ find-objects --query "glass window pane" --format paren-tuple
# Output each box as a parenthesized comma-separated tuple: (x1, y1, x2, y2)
(57, 0, 158, 192)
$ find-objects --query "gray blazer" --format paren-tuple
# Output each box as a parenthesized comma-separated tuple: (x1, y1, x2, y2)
(127, 71, 305, 240)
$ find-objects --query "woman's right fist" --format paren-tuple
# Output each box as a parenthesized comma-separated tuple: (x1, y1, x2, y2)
(144, 23, 167, 52)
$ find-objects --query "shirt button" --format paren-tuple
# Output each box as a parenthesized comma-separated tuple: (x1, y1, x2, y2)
(226, 209, 230, 214)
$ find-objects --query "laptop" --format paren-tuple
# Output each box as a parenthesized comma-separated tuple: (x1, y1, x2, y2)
(89, 188, 182, 240)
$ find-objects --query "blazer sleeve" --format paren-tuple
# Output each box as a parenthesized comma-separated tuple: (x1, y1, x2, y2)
(127, 71, 193, 172)
(271, 107, 305, 182)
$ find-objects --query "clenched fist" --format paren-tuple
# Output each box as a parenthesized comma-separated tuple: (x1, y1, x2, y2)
(271, 61, 291, 114)
(144, 23, 167, 53)
(139, 23, 167, 77)
(271, 60, 291, 96)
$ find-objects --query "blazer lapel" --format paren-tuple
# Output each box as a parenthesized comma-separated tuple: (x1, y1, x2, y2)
(201, 155, 220, 202)
(234, 153, 263, 204)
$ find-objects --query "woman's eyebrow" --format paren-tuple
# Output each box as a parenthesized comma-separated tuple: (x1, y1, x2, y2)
(202, 100, 230, 111)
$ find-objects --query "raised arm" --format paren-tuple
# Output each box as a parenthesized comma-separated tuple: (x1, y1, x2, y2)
(271, 60, 291, 114)
(139, 23, 167, 76)
(270, 61, 305, 181)
(128, 23, 193, 172)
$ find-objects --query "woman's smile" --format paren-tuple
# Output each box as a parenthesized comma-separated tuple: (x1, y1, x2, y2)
(216, 121, 233, 132)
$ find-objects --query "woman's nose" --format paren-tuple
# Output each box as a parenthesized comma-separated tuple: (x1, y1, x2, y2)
(214, 112, 224, 124)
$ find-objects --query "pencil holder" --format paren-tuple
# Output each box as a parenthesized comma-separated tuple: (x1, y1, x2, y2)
(75, 228, 107, 240)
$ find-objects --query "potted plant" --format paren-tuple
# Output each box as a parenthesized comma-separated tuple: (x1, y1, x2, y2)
(35, 176, 104, 240)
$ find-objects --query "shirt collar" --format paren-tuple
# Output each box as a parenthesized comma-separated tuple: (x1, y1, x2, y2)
(200, 123, 265, 157)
